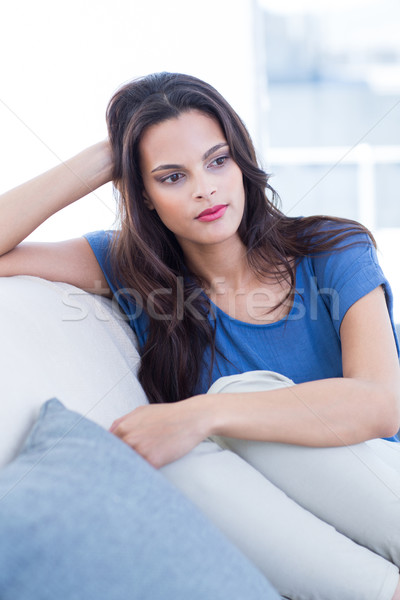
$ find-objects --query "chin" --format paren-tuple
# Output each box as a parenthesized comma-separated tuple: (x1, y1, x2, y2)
(202, 227, 241, 246)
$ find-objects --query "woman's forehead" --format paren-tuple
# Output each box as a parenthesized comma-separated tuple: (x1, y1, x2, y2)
(140, 110, 226, 168)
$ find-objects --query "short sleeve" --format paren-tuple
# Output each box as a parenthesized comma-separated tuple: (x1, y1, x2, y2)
(83, 230, 149, 350)
(310, 228, 399, 352)
(83, 230, 118, 295)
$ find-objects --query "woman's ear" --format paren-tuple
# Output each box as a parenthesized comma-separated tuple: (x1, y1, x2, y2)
(142, 191, 154, 210)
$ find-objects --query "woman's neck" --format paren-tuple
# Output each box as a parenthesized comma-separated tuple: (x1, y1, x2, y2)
(181, 235, 294, 325)
(181, 235, 253, 293)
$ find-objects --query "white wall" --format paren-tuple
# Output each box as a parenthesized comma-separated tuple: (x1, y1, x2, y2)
(0, 0, 261, 241)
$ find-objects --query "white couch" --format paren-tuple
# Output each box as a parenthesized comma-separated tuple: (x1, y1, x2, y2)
(3, 275, 399, 600)
(0, 275, 285, 600)
(0, 275, 289, 595)
(0, 275, 149, 469)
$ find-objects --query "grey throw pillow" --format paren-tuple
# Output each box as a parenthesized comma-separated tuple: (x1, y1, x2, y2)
(0, 398, 278, 600)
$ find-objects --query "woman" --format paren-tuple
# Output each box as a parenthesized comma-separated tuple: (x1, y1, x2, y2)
(1, 72, 400, 599)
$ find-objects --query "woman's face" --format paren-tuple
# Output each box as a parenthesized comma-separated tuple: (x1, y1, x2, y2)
(139, 110, 245, 251)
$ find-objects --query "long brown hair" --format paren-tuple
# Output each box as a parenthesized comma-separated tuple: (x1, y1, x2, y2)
(106, 72, 374, 404)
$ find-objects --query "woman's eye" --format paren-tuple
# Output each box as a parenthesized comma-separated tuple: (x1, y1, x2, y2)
(161, 173, 184, 184)
(210, 155, 229, 168)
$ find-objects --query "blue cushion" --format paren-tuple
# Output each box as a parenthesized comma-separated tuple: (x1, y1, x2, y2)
(0, 399, 279, 600)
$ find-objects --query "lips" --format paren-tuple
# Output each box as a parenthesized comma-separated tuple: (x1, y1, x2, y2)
(196, 204, 228, 219)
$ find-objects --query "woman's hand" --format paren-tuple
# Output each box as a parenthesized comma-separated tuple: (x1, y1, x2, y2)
(109, 395, 213, 468)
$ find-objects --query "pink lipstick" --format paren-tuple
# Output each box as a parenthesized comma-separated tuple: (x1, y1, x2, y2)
(196, 205, 228, 222)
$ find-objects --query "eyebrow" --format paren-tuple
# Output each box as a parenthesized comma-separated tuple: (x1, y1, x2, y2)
(151, 142, 229, 173)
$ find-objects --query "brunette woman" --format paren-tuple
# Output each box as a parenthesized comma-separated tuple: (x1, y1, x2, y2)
(1, 72, 400, 600)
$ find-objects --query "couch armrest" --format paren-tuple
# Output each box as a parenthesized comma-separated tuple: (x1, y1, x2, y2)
(0, 275, 148, 467)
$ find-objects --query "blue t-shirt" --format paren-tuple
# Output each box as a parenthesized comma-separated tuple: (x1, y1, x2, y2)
(84, 226, 399, 441)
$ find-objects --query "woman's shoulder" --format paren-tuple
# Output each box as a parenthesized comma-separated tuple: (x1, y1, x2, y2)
(84, 229, 119, 249)
(293, 215, 374, 251)
(291, 216, 383, 297)
(297, 217, 388, 317)
(302, 218, 377, 272)
(82, 229, 121, 283)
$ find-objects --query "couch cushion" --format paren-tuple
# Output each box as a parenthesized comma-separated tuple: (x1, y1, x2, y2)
(0, 398, 278, 600)
(0, 275, 149, 467)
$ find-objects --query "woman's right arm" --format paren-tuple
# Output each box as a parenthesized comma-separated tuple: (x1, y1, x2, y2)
(0, 140, 113, 294)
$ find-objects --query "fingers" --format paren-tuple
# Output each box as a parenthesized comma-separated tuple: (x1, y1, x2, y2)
(109, 415, 126, 433)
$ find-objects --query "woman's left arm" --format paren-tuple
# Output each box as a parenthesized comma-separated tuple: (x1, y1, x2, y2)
(207, 285, 400, 447)
(111, 286, 400, 467)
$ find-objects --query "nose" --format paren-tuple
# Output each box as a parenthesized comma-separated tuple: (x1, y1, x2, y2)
(191, 173, 217, 201)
